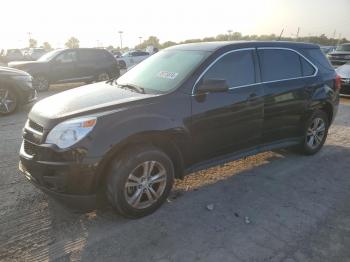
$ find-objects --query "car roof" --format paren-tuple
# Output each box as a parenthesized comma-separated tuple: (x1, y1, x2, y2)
(167, 41, 319, 52)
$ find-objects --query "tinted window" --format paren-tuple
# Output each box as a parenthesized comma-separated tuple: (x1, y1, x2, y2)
(300, 57, 315, 76)
(258, 49, 302, 81)
(55, 51, 77, 63)
(78, 50, 98, 62)
(202, 50, 255, 87)
(305, 48, 333, 73)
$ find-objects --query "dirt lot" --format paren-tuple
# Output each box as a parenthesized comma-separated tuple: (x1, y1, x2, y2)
(1, 86, 350, 262)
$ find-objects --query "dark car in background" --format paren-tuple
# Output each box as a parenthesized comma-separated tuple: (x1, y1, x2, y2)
(0, 67, 36, 115)
(327, 43, 350, 67)
(19, 41, 340, 218)
(9, 48, 120, 91)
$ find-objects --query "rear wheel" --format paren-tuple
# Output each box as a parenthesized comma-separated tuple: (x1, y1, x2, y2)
(119, 60, 126, 69)
(106, 145, 174, 218)
(96, 72, 110, 82)
(300, 110, 329, 155)
(0, 87, 18, 115)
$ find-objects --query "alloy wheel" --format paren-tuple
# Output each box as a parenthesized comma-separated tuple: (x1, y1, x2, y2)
(34, 76, 49, 91)
(306, 117, 326, 149)
(124, 161, 167, 209)
(0, 88, 17, 114)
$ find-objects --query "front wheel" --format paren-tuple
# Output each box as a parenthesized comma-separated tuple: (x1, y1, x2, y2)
(33, 76, 49, 92)
(300, 110, 329, 155)
(0, 86, 18, 115)
(106, 145, 174, 218)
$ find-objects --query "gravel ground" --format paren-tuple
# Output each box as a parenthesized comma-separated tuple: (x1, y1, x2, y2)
(1, 86, 350, 262)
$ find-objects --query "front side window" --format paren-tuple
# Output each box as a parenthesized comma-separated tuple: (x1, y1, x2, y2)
(258, 49, 302, 82)
(201, 50, 255, 87)
(55, 51, 77, 63)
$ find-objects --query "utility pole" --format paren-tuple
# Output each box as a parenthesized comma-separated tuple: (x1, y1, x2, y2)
(27, 32, 32, 48)
(118, 31, 123, 49)
(227, 29, 233, 40)
(296, 27, 300, 40)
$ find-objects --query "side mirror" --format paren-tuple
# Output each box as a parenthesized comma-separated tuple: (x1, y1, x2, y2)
(196, 79, 229, 94)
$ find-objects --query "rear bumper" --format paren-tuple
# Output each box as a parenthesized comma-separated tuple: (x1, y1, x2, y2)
(340, 84, 350, 95)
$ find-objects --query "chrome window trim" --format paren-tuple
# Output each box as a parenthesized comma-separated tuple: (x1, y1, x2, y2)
(191, 47, 319, 95)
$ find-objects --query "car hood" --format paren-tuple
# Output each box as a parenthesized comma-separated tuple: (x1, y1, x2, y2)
(8, 60, 47, 68)
(336, 63, 350, 78)
(29, 82, 158, 124)
(0, 66, 30, 76)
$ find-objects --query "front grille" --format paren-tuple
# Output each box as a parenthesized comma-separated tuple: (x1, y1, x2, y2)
(23, 140, 37, 156)
(28, 120, 44, 133)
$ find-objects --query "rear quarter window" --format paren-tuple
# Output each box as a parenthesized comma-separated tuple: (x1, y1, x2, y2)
(303, 48, 334, 73)
(258, 49, 302, 82)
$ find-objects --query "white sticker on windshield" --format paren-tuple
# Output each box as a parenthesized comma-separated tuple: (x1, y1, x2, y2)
(157, 71, 178, 80)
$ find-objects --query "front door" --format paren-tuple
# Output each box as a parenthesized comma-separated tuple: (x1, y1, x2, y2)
(49, 50, 79, 83)
(190, 49, 264, 162)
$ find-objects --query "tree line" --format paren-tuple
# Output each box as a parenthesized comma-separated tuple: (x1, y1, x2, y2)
(28, 32, 349, 51)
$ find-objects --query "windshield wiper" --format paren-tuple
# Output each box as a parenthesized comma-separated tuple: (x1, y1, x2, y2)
(117, 83, 145, 94)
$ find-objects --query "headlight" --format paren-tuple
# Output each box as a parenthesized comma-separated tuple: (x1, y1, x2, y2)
(46, 117, 97, 149)
(11, 75, 32, 82)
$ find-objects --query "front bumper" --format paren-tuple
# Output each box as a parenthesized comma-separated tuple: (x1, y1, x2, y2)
(19, 142, 100, 209)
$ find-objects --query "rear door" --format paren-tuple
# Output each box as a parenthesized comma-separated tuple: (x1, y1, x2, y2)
(191, 49, 264, 161)
(76, 49, 98, 81)
(257, 48, 317, 144)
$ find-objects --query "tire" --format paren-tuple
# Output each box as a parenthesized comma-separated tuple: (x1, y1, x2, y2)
(119, 60, 126, 69)
(106, 145, 174, 218)
(300, 110, 329, 155)
(96, 72, 110, 82)
(33, 75, 49, 92)
(0, 86, 18, 115)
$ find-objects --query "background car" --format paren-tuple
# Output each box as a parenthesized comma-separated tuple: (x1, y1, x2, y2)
(8, 48, 120, 91)
(0, 49, 25, 64)
(0, 66, 36, 115)
(336, 62, 350, 95)
(320, 45, 336, 54)
(327, 43, 350, 67)
(25, 48, 47, 60)
(116, 50, 150, 69)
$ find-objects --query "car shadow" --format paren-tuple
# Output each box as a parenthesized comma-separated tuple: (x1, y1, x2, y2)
(38, 143, 350, 261)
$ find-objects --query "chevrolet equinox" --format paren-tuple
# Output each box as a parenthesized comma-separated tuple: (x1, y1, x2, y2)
(19, 42, 340, 218)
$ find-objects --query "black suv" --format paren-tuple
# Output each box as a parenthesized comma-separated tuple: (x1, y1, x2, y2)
(9, 48, 120, 91)
(327, 43, 350, 67)
(19, 42, 340, 218)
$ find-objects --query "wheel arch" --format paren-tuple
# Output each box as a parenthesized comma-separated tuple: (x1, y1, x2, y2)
(95, 130, 188, 188)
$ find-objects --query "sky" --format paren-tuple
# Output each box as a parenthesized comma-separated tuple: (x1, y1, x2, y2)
(1, 0, 349, 49)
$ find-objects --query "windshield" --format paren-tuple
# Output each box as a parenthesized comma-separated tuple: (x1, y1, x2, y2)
(116, 50, 210, 93)
(336, 44, 350, 52)
(38, 49, 62, 61)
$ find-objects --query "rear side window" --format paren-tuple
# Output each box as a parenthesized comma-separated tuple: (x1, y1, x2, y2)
(202, 50, 255, 87)
(258, 49, 302, 82)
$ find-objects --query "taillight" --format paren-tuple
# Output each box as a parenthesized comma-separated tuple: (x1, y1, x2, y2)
(335, 75, 341, 91)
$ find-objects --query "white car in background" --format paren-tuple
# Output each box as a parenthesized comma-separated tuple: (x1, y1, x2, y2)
(116, 50, 150, 69)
